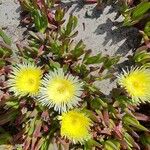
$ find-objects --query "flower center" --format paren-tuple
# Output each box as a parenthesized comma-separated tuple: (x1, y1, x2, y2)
(61, 111, 91, 143)
(14, 68, 42, 95)
(27, 78, 34, 85)
(71, 118, 77, 124)
(47, 78, 76, 103)
(57, 84, 66, 94)
(132, 81, 139, 89)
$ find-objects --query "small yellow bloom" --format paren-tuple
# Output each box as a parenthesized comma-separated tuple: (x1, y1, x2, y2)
(38, 69, 83, 113)
(117, 67, 150, 103)
(8, 62, 42, 97)
(60, 110, 92, 143)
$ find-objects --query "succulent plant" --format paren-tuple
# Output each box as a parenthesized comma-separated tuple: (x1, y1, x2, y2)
(0, 0, 150, 150)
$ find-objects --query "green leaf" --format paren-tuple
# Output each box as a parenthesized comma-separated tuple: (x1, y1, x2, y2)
(0, 59, 6, 68)
(55, 8, 65, 22)
(0, 133, 12, 145)
(134, 51, 150, 64)
(144, 21, 150, 37)
(91, 98, 108, 110)
(122, 11, 133, 26)
(84, 53, 103, 65)
(131, 2, 150, 20)
(116, 96, 133, 106)
(0, 48, 5, 57)
(124, 132, 134, 148)
(32, 9, 48, 33)
(74, 64, 89, 77)
(19, 0, 33, 11)
(0, 45, 12, 57)
(28, 118, 36, 136)
(84, 139, 101, 150)
(104, 140, 120, 150)
(143, 62, 150, 68)
(72, 40, 85, 58)
(103, 56, 120, 69)
(6, 100, 19, 109)
(83, 50, 92, 61)
(50, 41, 62, 56)
(65, 15, 78, 36)
(50, 61, 61, 69)
(0, 28, 11, 45)
(123, 114, 149, 131)
(81, 108, 98, 122)
(140, 134, 150, 146)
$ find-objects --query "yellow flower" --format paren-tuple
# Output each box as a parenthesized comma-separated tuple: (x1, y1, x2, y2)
(60, 110, 92, 144)
(38, 69, 83, 113)
(117, 67, 150, 103)
(8, 62, 42, 97)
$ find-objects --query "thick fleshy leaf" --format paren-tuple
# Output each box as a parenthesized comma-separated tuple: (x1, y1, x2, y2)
(131, 2, 150, 20)
(0, 28, 11, 45)
(84, 53, 103, 65)
(65, 15, 78, 36)
(134, 51, 150, 64)
(55, 8, 65, 22)
(104, 140, 120, 150)
(84, 139, 102, 149)
(123, 115, 149, 131)
(144, 21, 150, 37)
(140, 134, 150, 146)
(71, 40, 85, 58)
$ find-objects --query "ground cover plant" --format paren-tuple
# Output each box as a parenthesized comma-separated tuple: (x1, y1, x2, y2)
(0, 0, 150, 149)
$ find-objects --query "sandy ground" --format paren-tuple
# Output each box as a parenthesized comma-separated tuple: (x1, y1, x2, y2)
(0, 0, 140, 95)
(0, 0, 27, 43)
